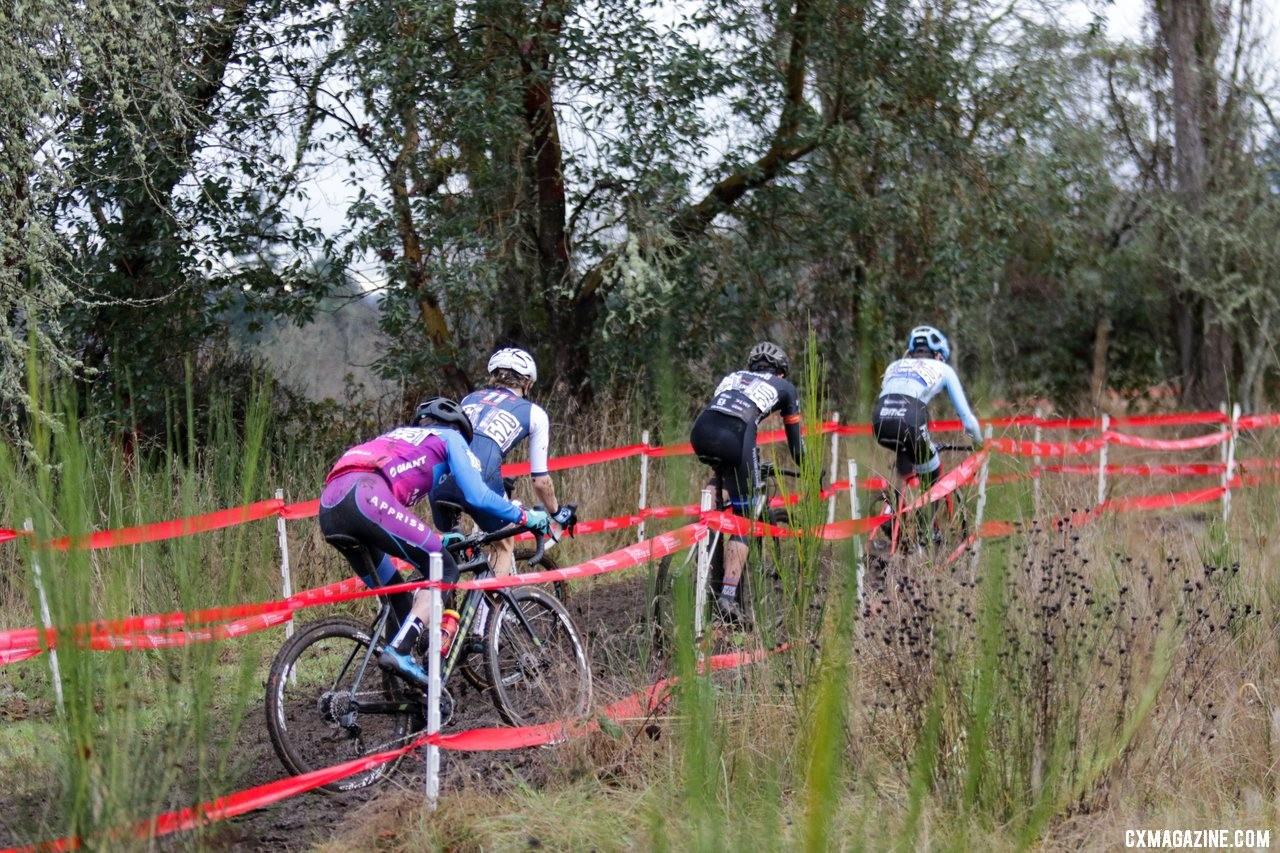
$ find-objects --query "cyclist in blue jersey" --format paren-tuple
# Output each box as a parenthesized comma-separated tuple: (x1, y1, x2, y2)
(871, 325, 983, 547)
(691, 341, 804, 623)
(430, 348, 570, 574)
(318, 397, 550, 687)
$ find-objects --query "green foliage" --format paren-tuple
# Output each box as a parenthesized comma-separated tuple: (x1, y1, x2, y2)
(0, 368, 282, 846)
(5, 0, 1280, 436)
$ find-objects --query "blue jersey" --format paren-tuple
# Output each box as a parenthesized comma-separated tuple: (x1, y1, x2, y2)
(459, 387, 552, 476)
(878, 357, 982, 441)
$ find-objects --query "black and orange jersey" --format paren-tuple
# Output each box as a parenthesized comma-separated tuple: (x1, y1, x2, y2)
(704, 370, 804, 462)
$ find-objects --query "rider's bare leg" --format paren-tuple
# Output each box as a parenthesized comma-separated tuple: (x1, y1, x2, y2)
(485, 534, 517, 575)
(723, 540, 749, 585)
(390, 589, 429, 653)
(387, 548, 460, 654)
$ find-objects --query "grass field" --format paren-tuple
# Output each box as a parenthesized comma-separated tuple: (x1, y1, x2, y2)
(1, 385, 1277, 851)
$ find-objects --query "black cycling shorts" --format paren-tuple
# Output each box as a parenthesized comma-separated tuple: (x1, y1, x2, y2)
(872, 394, 936, 477)
(689, 409, 759, 515)
(319, 478, 460, 585)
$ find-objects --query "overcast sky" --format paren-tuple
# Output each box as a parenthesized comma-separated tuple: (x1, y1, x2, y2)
(292, 1, 1280, 294)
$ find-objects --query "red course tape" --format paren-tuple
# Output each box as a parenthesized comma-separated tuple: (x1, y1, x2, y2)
(0, 646, 771, 853)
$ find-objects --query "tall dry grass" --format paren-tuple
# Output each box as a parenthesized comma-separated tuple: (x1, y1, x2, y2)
(0, 375, 286, 849)
(335, 393, 1279, 850)
(2, 347, 1277, 850)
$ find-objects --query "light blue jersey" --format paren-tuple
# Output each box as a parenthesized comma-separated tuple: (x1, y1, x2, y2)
(878, 358, 982, 442)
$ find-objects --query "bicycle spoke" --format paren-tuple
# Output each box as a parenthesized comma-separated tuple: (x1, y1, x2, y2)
(266, 617, 418, 791)
(486, 589, 591, 727)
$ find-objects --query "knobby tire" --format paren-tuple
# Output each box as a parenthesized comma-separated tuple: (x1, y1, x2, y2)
(485, 587, 592, 727)
(265, 616, 419, 792)
(459, 549, 567, 693)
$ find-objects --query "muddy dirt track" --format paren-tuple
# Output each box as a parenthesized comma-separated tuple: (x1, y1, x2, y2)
(0, 546, 823, 852)
(196, 571, 672, 852)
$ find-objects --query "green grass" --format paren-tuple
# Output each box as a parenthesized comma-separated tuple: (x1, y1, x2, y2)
(1, 362, 1277, 851)
(0, 365, 288, 849)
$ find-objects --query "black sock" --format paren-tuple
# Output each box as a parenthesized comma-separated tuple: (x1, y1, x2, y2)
(391, 616, 423, 655)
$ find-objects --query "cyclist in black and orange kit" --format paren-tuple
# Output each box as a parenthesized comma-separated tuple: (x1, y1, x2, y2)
(690, 341, 804, 623)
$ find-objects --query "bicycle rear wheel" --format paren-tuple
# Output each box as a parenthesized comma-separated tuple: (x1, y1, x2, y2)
(486, 588, 592, 727)
(265, 616, 419, 791)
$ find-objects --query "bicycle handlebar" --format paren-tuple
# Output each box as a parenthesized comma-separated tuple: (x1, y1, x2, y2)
(441, 525, 546, 570)
(443, 502, 580, 570)
(758, 462, 801, 479)
(934, 443, 977, 453)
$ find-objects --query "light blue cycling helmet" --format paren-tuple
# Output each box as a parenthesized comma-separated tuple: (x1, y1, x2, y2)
(906, 325, 950, 362)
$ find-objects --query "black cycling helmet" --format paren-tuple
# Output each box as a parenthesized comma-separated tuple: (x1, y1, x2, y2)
(747, 341, 790, 375)
(412, 396, 474, 443)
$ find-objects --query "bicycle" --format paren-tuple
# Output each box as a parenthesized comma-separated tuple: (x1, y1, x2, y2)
(264, 524, 592, 792)
(650, 461, 797, 646)
(432, 497, 574, 603)
(864, 443, 975, 589)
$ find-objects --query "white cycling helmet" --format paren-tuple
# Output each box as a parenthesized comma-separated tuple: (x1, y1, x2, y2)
(487, 347, 537, 383)
(906, 325, 951, 362)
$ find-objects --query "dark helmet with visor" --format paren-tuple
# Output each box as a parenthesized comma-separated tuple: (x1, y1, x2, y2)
(413, 396, 474, 443)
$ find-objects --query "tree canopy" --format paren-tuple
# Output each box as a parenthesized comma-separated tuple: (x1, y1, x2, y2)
(3, 0, 1278, 433)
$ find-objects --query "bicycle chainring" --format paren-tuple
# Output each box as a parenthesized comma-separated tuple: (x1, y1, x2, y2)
(418, 685, 454, 729)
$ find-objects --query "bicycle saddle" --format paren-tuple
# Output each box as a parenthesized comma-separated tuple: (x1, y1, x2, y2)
(323, 534, 378, 576)
(323, 533, 364, 550)
(433, 499, 466, 532)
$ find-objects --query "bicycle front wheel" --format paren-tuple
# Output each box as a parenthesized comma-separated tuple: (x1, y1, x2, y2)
(485, 588, 592, 727)
(513, 545, 569, 602)
(265, 616, 419, 791)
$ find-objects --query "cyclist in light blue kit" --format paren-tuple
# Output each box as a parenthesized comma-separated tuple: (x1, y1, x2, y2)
(871, 325, 983, 547)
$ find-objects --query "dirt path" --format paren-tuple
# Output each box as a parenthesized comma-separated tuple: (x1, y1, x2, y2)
(199, 572, 663, 851)
(0, 560, 765, 852)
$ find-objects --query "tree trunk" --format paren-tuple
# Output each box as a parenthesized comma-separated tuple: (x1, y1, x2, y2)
(568, 0, 820, 399)
(1089, 313, 1111, 411)
(519, 1, 587, 397)
(1155, 0, 1231, 408)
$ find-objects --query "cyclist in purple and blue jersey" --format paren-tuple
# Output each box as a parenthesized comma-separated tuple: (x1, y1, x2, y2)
(319, 397, 551, 687)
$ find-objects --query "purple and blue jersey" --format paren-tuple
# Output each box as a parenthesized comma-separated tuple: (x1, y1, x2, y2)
(326, 426, 525, 525)
(319, 426, 527, 591)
